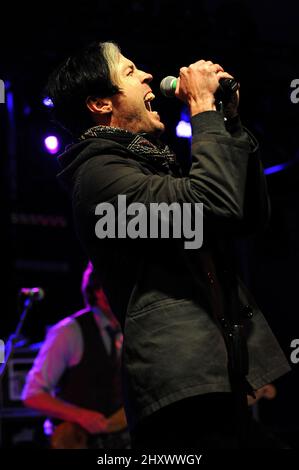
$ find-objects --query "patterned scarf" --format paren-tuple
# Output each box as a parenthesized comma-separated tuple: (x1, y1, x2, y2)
(79, 125, 181, 175)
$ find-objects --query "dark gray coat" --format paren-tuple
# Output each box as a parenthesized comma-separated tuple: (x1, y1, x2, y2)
(58, 111, 290, 428)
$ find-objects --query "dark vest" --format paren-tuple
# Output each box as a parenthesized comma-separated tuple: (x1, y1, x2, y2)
(56, 310, 123, 417)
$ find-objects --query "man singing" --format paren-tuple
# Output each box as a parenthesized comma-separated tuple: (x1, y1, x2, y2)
(46, 41, 290, 448)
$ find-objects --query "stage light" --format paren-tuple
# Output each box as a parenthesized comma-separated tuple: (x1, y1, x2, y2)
(176, 106, 192, 138)
(44, 135, 60, 154)
(176, 120, 192, 138)
(43, 96, 54, 108)
(264, 162, 291, 175)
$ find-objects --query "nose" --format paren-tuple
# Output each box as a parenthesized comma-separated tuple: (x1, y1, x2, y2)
(144, 72, 153, 84)
(139, 69, 153, 84)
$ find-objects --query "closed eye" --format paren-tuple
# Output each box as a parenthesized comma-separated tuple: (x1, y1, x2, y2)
(126, 64, 135, 76)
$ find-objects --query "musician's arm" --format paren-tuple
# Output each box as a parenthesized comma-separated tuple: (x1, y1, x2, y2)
(24, 391, 107, 433)
(22, 321, 108, 434)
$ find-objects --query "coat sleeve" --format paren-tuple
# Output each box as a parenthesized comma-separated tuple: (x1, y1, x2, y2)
(225, 115, 271, 233)
(76, 111, 264, 235)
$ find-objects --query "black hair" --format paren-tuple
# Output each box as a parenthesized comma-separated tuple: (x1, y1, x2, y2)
(46, 41, 120, 137)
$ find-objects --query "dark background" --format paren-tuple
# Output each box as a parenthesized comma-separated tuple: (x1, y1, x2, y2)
(1, 0, 299, 447)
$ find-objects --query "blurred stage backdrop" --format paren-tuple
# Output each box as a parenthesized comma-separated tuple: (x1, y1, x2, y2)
(1, 0, 299, 448)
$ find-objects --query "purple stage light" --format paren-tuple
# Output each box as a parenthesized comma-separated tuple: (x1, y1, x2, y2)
(176, 120, 192, 138)
(44, 135, 60, 154)
(6, 87, 14, 114)
(176, 106, 192, 139)
(43, 96, 54, 107)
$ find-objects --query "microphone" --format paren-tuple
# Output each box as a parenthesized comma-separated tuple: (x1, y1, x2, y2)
(19, 287, 45, 301)
(160, 75, 239, 98)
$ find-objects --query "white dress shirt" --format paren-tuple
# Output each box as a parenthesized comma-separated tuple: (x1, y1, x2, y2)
(22, 307, 122, 400)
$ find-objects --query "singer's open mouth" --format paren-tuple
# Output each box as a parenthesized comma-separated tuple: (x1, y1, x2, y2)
(144, 91, 155, 112)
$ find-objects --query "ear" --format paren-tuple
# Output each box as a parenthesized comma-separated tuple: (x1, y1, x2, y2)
(86, 97, 112, 115)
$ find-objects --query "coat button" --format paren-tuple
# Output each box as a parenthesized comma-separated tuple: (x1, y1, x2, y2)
(243, 304, 254, 318)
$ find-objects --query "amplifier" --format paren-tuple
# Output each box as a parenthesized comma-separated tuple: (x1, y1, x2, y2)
(0, 341, 46, 448)
(1, 342, 41, 406)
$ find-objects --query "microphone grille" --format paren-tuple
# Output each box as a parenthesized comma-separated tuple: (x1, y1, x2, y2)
(160, 76, 177, 97)
(33, 287, 45, 301)
(20, 287, 45, 301)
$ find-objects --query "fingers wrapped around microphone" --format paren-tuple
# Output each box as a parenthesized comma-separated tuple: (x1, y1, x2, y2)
(176, 60, 224, 115)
